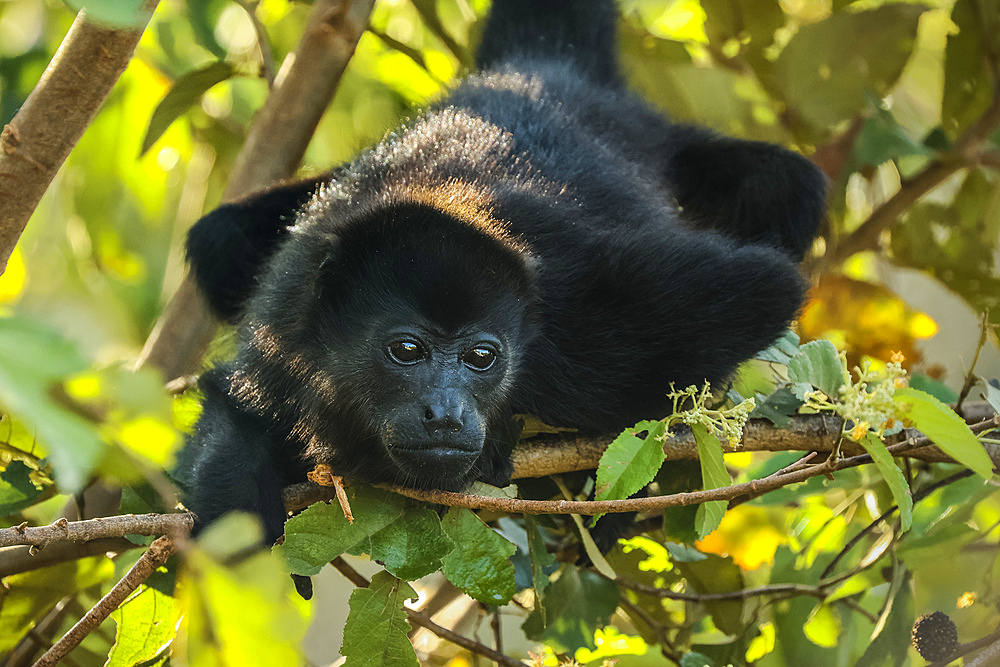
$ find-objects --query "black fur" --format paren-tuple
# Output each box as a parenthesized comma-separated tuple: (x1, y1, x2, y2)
(181, 0, 826, 546)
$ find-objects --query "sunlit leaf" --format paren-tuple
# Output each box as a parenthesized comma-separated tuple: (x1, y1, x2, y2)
(894, 387, 994, 479)
(0, 557, 114, 653)
(691, 423, 728, 539)
(0, 247, 26, 304)
(695, 505, 786, 570)
(107, 584, 178, 667)
(0, 317, 104, 491)
(141, 61, 237, 155)
(803, 603, 840, 648)
(341, 572, 418, 667)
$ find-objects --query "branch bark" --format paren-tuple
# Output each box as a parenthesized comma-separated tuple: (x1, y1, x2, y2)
(31, 536, 176, 667)
(0, 512, 193, 549)
(136, 0, 376, 380)
(0, 5, 159, 274)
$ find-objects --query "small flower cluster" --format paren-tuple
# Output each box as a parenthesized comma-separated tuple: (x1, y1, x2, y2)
(804, 352, 908, 440)
(665, 383, 756, 447)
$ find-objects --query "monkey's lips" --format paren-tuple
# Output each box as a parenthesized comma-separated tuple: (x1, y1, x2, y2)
(386, 441, 481, 480)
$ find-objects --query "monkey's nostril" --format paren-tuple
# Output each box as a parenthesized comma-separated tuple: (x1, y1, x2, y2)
(424, 408, 435, 421)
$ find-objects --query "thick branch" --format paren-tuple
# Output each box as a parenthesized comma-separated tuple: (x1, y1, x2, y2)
(31, 536, 176, 667)
(0, 5, 159, 274)
(136, 0, 376, 380)
(0, 512, 193, 548)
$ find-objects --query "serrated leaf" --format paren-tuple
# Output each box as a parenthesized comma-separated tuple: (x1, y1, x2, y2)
(441, 507, 516, 605)
(894, 387, 994, 479)
(141, 62, 237, 155)
(756, 330, 801, 363)
(773, 4, 926, 137)
(522, 566, 619, 652)
(277, 486, 452, 580)
(593, 420, 667, 523)
(787, 339, 846, 398)
(858, 433, 912, 530)
(0, 317, 104, 491)
(108, 585, 178, 667)
(692, 423, 728, 539)
(341, 572, 418, 667)
(0, 461, 45, 514)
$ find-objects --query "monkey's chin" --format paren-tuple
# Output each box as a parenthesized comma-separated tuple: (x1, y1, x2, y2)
(385, 443, 481, 487)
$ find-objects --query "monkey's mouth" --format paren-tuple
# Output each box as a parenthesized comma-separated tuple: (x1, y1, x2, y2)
(386, 442, 481, 480)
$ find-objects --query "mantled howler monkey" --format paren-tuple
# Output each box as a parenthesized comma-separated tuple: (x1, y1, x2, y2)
(182, 0, 826, 552)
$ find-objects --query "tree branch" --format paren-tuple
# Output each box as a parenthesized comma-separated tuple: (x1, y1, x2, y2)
(826, 89, 1000, 266)
(135, 0, 376, 380)
(0, 537, 139, 579)
(0, 4, 159, 274)
(283, 411, 1000, 513)
(31, 536, 176, 667)
(0, 512, 193, 549)
(330, 557, 524, 667)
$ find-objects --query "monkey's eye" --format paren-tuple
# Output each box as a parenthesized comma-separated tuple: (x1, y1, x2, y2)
(387, 341, 425, 365)
(463, 346, 497, 371)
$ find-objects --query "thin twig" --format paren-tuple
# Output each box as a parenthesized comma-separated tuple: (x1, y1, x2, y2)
(330, 557, 524, 667)
(931, 626, 1000, 667)
(235, 0, 277, 86)
(31, 536, 176, 667)
(820, 470, 975, 579)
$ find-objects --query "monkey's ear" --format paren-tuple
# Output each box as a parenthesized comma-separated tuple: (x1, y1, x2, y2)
(186, 177, 323, 323)
(667, 133, 827, 261)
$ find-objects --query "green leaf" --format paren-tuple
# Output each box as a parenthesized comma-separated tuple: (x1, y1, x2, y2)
(855, 570, 914, 667)
(440, 508, 516, 605)
(0, 317, 105, 491)
(0, 556, 114, 652)
(680, 652, 715, 667)
(673, 553, 744, 635)
(773, 4, 926, 137)
(858, 432, 913, 531)
(278, 486, 452, 580)
(942, 0, 1000, 139)
(341, 572, 418, 667)
(0, 461, 44, 514)
(751, 386, 804, 428)
(522, 565, 620, 652)
(107, 584, 178, 667)
(65, 0, 153, 27)
(594, 420, 667, 523)
(908, 374, 959, 404)
(893, 387, 994, 479)
(692, 423, 729, 539)
(756, 330, 801, 364)
(525, 514, 555, 624)
(141, 62, 237, 155)
(787, 339, 846, 398)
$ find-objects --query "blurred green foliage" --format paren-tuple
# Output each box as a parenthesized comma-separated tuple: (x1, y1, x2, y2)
(1, 0, 999, 665)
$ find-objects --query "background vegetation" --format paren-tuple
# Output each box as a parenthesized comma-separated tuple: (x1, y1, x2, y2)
(0, 0, 998, 665)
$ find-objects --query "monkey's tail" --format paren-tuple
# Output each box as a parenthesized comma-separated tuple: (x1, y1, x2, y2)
(475, 0, 621, 85)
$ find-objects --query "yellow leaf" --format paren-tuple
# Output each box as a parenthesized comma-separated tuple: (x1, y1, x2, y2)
(0, 247, 26, 303)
